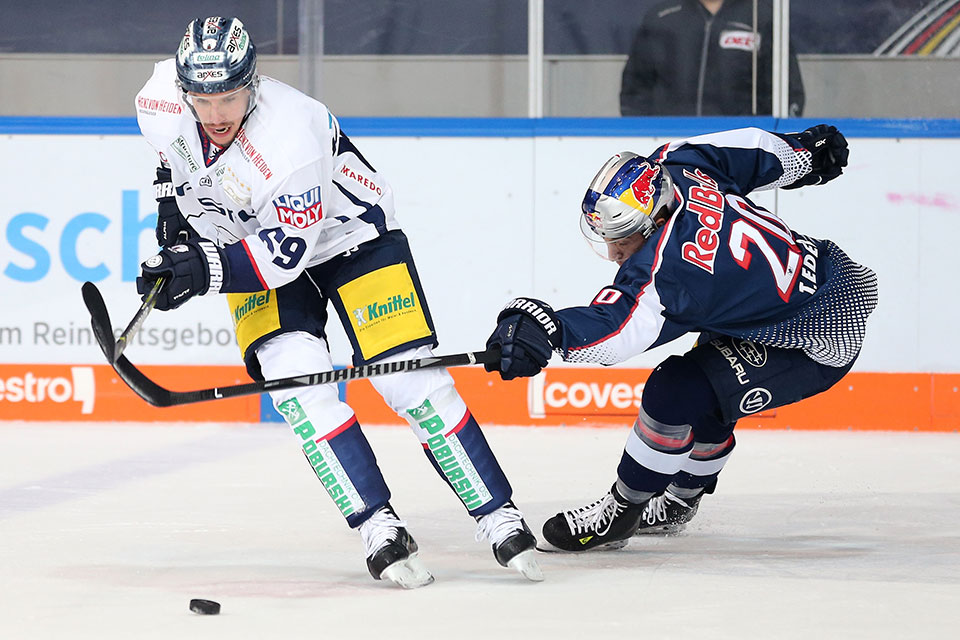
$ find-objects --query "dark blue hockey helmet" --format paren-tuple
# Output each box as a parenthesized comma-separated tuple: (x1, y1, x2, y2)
(176, 17, 258, 100)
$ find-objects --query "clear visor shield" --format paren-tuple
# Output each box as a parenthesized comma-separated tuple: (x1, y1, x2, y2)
(579, 213, 654, 262)
(180, 77, 258, 122)
(580, 191, 656, 261)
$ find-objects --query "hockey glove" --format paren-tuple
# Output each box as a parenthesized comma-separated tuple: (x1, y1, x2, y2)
(485, 297, 562, 381)
(154, 166, 197, 247)
(781, 124, 849, 190)
(137, 239, 227, 311)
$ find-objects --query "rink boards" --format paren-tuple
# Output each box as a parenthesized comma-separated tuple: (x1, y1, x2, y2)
(1, 116, 958, 430)
(0, 363, 956, 431)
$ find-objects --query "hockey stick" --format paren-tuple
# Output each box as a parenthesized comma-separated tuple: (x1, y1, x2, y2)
(81, 278, 163, 363)
(81, 280, 500, 408)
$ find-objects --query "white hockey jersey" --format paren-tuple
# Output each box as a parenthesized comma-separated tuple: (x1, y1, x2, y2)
(135, 58, 400, 292)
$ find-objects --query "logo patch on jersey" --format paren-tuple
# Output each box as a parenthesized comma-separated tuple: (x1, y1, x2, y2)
(339, 164, 384, 196)
(711, 339, 751, 386)
(720, 30, 759, 52)
(136, 96, 182, 116)
(740, 387, 772, 414)
(619, 162, 660, 214)
(227, 290, 279, 358)
(733, 340, 767, 368)
(273, 187, 323, 229)
(170, 136, 201, 173)
(235, 129, 273, 179)
(681, 168, 724, 274)
(337, 263, 432, 361)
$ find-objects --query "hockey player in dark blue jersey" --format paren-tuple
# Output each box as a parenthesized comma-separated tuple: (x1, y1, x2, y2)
(485, 125, 878, 552)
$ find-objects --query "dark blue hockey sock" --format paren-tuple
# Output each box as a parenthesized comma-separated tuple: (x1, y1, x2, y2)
(299, 417, 391, 528)
(417, 411, 512, 517)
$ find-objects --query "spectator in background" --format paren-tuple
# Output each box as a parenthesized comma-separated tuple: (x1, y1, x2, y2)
(621, 0, 805, 116)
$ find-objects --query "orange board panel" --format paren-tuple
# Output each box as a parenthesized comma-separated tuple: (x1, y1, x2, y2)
(0, 364, 258, 422)
(3, 363, 958, 431)
(346, 368, 960, 432)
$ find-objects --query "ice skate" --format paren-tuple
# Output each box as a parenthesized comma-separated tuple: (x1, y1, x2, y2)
(541, 484, 644, 552)
(475, 502, 544, 582)
(359, 504, 434, 589)
(634, 490, 703, 535)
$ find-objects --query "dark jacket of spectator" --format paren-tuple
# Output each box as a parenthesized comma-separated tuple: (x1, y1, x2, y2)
(620, 0, 805, 116)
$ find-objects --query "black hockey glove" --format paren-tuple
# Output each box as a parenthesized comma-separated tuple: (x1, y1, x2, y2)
(485, 297, 562, 381)
(137, 239, 227, 311)
(154, 166, 197, 247)
(781, 124, 849, 190)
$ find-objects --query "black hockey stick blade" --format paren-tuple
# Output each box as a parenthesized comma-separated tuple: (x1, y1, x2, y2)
(111, 347, 502, 408)
(81, 279, 163, 364)
(81, 281, 118, 363)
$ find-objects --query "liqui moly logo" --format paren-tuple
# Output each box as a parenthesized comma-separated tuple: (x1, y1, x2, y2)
(0, 367, 95, 414)
(273, 187, 323, 229)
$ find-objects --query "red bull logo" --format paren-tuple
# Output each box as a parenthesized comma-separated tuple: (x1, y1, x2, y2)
(583, 209, 602, 231)
(618, 162, 660, 214)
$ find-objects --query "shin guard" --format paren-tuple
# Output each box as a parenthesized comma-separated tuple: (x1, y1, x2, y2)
(278, 397, 390, 528)
(403, 388, 512, 517)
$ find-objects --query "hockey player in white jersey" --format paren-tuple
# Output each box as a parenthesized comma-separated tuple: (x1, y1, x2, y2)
(134, 16, 541, 586)
(485, 125, 878, 551)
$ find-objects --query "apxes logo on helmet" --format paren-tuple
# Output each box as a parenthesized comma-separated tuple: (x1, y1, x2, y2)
(733, 339, 767, 367)
(273, 187, 323, 229)
(227, 26, 247, 54)
(194, 69, 226, 81)
(739, 387, 772, 414)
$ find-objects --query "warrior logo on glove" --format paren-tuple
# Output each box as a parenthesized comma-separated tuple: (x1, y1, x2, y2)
(502, 298, 559, 338)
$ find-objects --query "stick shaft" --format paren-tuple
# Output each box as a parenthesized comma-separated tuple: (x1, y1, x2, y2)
(111, 348, 499, 407)
(82, 280, 500, 408)
(113, 277, 163, 362)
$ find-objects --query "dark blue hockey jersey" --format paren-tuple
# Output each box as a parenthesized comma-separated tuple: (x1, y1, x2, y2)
(556, 128, 878, 368)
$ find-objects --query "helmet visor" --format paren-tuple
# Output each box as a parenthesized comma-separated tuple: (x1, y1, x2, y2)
(180, 77, 258, 122)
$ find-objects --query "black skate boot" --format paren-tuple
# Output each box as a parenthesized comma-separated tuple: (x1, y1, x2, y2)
(541, 484, 645, 552)
(359, 504, 434, 589)
(475, 501, 544, 582)
(635, 480, 715, 535)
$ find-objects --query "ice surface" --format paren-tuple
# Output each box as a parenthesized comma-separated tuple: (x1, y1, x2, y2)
(1, 422, 958, 639)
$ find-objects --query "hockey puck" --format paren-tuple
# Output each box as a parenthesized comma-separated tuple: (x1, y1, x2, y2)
(189, 599, 221, 615)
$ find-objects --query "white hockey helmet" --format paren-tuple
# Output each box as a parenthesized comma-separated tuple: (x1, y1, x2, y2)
(580, 152, 678, 244)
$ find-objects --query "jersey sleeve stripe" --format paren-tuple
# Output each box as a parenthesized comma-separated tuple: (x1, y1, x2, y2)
(241, 239, 270, 290)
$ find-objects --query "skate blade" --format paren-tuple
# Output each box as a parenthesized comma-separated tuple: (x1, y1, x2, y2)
(507, 549, 544, 582)
(633, 524, 687, 536)
(536, 538, 629, 553)
(380, 555, 435, 589)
